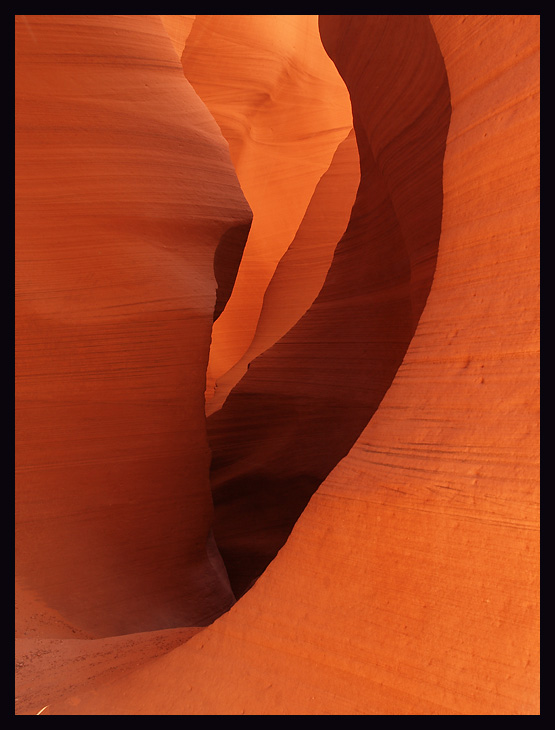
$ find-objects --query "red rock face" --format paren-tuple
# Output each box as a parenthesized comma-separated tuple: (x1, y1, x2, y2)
(15, 14, 251, 637)
(15, 14, 539, 716)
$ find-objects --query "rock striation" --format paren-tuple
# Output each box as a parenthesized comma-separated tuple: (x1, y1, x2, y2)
(15, 14, 251, 638)
(15, 14, 539, 715)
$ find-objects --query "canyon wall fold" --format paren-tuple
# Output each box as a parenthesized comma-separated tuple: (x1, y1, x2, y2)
(208, 14, 451, 598)
(207, 127, 360, 416)
(176, 15, 353, 401)
(15, 14, 251, 637)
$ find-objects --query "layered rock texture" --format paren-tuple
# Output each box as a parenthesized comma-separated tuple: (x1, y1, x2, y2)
(15, 14, 250, 638)
(15, 14, 540, 715)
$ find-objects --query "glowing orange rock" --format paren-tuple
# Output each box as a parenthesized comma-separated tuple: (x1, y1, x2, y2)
(207, 127, 360, 416)
(17, 13, 540, 716)
(160, 14, 196, 57)
(177, 15, 353, 397)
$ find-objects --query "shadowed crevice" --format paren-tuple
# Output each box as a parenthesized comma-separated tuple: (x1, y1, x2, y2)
(213, 219, 252, 321)
(208, 15, 452, 599)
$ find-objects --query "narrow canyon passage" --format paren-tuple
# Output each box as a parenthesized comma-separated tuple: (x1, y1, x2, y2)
(206, 15, 452, 598)
(15, 14, 539, 716)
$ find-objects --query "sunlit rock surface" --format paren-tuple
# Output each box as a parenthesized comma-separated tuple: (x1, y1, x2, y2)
(177, 15, 353, 402)
(15, 14, 539, 716)
(206, 127, 360, 416)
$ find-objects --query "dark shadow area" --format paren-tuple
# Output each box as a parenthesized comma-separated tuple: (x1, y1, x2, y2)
(213, 219, 252, 321)
(208, 15, 452, 599)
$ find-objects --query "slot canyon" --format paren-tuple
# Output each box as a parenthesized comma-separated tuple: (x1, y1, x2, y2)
(15, 15, 540, 715)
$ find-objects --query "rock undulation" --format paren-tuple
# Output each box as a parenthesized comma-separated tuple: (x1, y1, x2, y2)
(206, 127, 360, 416)
(177, 15, 353, 400)
(15, 14, 251, 638)
(208, 14, 451, 598)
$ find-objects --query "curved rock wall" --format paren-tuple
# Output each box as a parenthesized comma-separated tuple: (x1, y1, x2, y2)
(15, 14, 251, 637)
(177, 15, 353, 400)
(15, 14, 539, 715)
(208, 15, 451, 597)
(207, 127, 360, 416)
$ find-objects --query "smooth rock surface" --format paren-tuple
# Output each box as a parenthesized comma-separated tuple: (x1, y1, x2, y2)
(15, 627, 203, 714)
(208, 14, 451, 598)
(15, 14, 251, 638)
(207, 127, 360, 416)
(176, 15, 353, 400)
(16, 14, 540, 716)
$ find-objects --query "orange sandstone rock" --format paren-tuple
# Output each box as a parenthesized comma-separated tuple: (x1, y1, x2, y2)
(15, 626, 203, 714)
(208, 14, 451, 598)
(207, 127, 360, 416)
(18, 13, 540, 716)
(160, 14, 196, 58)
(177, 15, 353, 397)
(15, 14, 251, 637)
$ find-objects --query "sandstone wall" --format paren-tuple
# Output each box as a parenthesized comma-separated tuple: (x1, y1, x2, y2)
(177, 15, 353, 400)
(207, 15, 452, 597)
(15, 14, 251, 637)
(15, 14, 539, 715)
